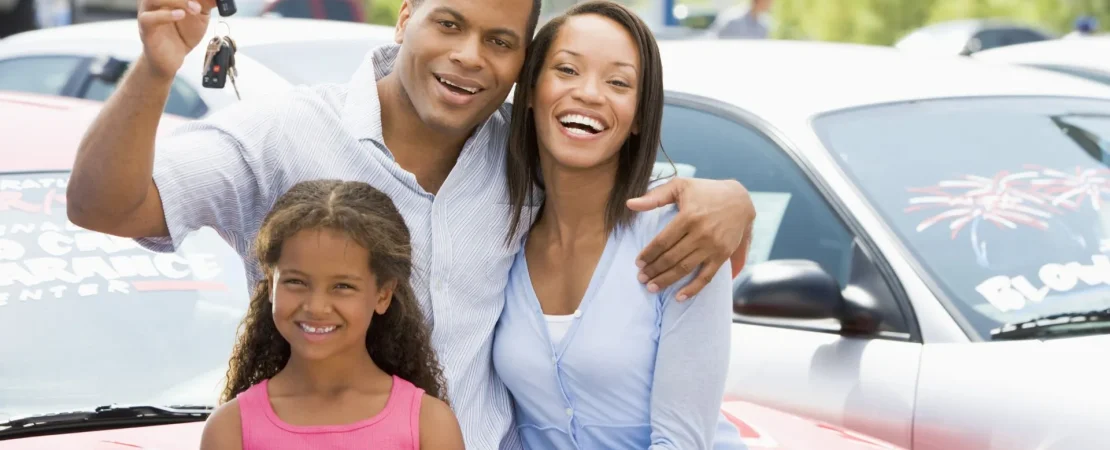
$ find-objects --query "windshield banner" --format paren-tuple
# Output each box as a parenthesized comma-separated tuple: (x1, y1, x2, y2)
(0, 176, 232, 306)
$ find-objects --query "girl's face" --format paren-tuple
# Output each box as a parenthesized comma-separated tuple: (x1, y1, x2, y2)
(531, 14, 642, 172)
(271, 228, 394, 361)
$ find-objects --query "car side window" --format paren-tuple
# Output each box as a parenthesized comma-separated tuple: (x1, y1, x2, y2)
(974, 28, 1047, 52)
(657, 102, 855, 286)
(321, 0, 355, 21)
(0, 56, 84, 96)
(268, 0, 314, 18)
(83, 71, 207, 118)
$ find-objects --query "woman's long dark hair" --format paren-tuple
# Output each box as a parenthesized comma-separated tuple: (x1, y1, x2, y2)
(504, 0, 665, 245)
(219, 179, 448, 404)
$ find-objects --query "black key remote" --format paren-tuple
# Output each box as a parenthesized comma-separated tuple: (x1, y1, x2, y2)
(216, 0, 236, 16)
(202, 43, 233, 89)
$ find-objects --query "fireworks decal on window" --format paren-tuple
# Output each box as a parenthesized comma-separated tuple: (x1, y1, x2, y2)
(1028, 166, 1110, 211)
(905, 169, 1055, 239)
(906, 166, 1110, 239)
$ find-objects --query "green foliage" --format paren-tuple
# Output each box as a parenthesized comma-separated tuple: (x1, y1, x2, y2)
(366, 0, 402, 26)
(772, 0, 1110, 45)
(364, 0, 1110, 45)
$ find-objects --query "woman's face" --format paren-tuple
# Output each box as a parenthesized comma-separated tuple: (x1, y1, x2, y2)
(270, 228, 393, 361)
(531, 14, 641, 171)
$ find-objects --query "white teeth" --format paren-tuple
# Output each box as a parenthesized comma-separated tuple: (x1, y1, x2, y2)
(437, 76, 478, 94)
(558, 114, 605, 132)
(298, 323, 337, 334)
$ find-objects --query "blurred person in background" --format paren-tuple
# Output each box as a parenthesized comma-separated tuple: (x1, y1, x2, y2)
(0, 0, 39, 38)
(707, 0, 772, 39)
(1065, 15, 1098, 38)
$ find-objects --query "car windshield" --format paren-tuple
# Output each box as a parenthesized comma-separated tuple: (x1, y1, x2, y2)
(814, 96, 1110, 339)
(0, 172, 249, 421)
(240, 39, 386, 85)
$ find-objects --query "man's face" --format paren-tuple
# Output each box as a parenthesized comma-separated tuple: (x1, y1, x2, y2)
(392, 0, 532, 136)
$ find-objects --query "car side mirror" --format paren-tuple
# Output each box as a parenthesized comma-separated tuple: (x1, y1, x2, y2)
(733, 259, 844, 319)
(960, 37, 983, 56)
(89, 55, 128, 83)
(733, 259, 882, 335)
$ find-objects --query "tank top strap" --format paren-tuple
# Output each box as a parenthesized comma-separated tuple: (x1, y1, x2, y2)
(234, 379, 274, 450)
(385, 375, 426, 446)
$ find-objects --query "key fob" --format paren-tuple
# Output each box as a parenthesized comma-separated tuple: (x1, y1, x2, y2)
(216, 0, 236, 16)
(202, 44, 233, 89)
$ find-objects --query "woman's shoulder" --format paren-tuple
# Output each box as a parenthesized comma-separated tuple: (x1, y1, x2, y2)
(628, 203, 681, 241)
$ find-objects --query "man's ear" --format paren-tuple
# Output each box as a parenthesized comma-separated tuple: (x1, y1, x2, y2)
(395, 0, 415, 44)
(375, 279, 397, 315)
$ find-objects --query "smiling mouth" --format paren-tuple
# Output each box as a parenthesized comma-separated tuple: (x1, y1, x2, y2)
(436, 75, 482, 96)
(297, 322, 340, 334)
(558, 113, 607, 136)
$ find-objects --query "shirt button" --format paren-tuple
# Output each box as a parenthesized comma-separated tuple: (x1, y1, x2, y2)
(552, 356, 557, 363)
(565, 408, 573, 416)
(573, 310, 582, 318)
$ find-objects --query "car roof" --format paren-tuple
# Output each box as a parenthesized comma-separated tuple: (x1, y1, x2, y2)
(657, 39, 1110, 125)
(2, 91, 185, 173)
(907, 18, 1046, 35)
(0, 17, 395, 49)
(972, 36, 1110, 71)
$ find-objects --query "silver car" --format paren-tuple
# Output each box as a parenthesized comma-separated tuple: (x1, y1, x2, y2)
(0, 17, 393, 117)
(655, 39, 1110, 450)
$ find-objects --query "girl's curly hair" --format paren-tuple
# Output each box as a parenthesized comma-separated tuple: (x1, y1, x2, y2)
(219, 179, 447, 404)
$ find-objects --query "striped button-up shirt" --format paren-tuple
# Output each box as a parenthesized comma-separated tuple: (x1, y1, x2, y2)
(135, 43, 532, 450)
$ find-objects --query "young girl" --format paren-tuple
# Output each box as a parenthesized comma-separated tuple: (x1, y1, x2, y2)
(199, 179, 464, 449)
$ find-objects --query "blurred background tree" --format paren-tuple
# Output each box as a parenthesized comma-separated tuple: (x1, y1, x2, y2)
(362, 0, 1110, 46)
(365, 0, 400, 25)
(774, 0, 1110, 45)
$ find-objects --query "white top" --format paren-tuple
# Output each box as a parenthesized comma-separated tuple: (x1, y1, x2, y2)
(543, 313, 577, 346)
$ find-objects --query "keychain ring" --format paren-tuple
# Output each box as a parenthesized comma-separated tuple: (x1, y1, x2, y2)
(216, 20, 231, 37)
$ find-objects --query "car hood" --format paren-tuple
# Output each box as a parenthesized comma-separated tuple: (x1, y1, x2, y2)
(0, 422, 205, 449)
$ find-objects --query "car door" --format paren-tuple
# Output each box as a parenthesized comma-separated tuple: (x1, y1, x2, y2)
(658, 93, 922, 449)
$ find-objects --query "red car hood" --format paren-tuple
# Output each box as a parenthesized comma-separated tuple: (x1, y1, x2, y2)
(722, 400, 905, 450)
(0, 422, 205, 449)
(2, 400, 903, 450)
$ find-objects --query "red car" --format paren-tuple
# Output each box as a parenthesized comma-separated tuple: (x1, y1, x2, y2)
(0, 91, 904, 450)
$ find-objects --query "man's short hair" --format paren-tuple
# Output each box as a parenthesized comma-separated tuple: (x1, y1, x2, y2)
(410, 0, 543, 40)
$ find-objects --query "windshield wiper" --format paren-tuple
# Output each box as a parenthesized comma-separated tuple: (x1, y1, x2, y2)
(0, 404, 212, 439)
(990, 308, 1110, 341)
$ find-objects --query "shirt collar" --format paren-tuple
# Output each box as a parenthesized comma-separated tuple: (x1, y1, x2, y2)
(342, 43, 399, 144)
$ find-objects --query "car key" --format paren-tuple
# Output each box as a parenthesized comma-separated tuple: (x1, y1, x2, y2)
(202, 37, 220, 79)
(202, 38, 231, 89)
(224, 36, 241, 100)
(216, 0, 236, 16)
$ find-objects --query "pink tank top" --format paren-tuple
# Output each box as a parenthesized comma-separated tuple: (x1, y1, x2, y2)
(237, 375, 424, 450)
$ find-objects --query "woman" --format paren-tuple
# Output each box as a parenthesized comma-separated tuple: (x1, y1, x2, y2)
(491, 2, 743, 449)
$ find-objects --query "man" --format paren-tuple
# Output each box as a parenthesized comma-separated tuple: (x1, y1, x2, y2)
(66, 0, 757, 447)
